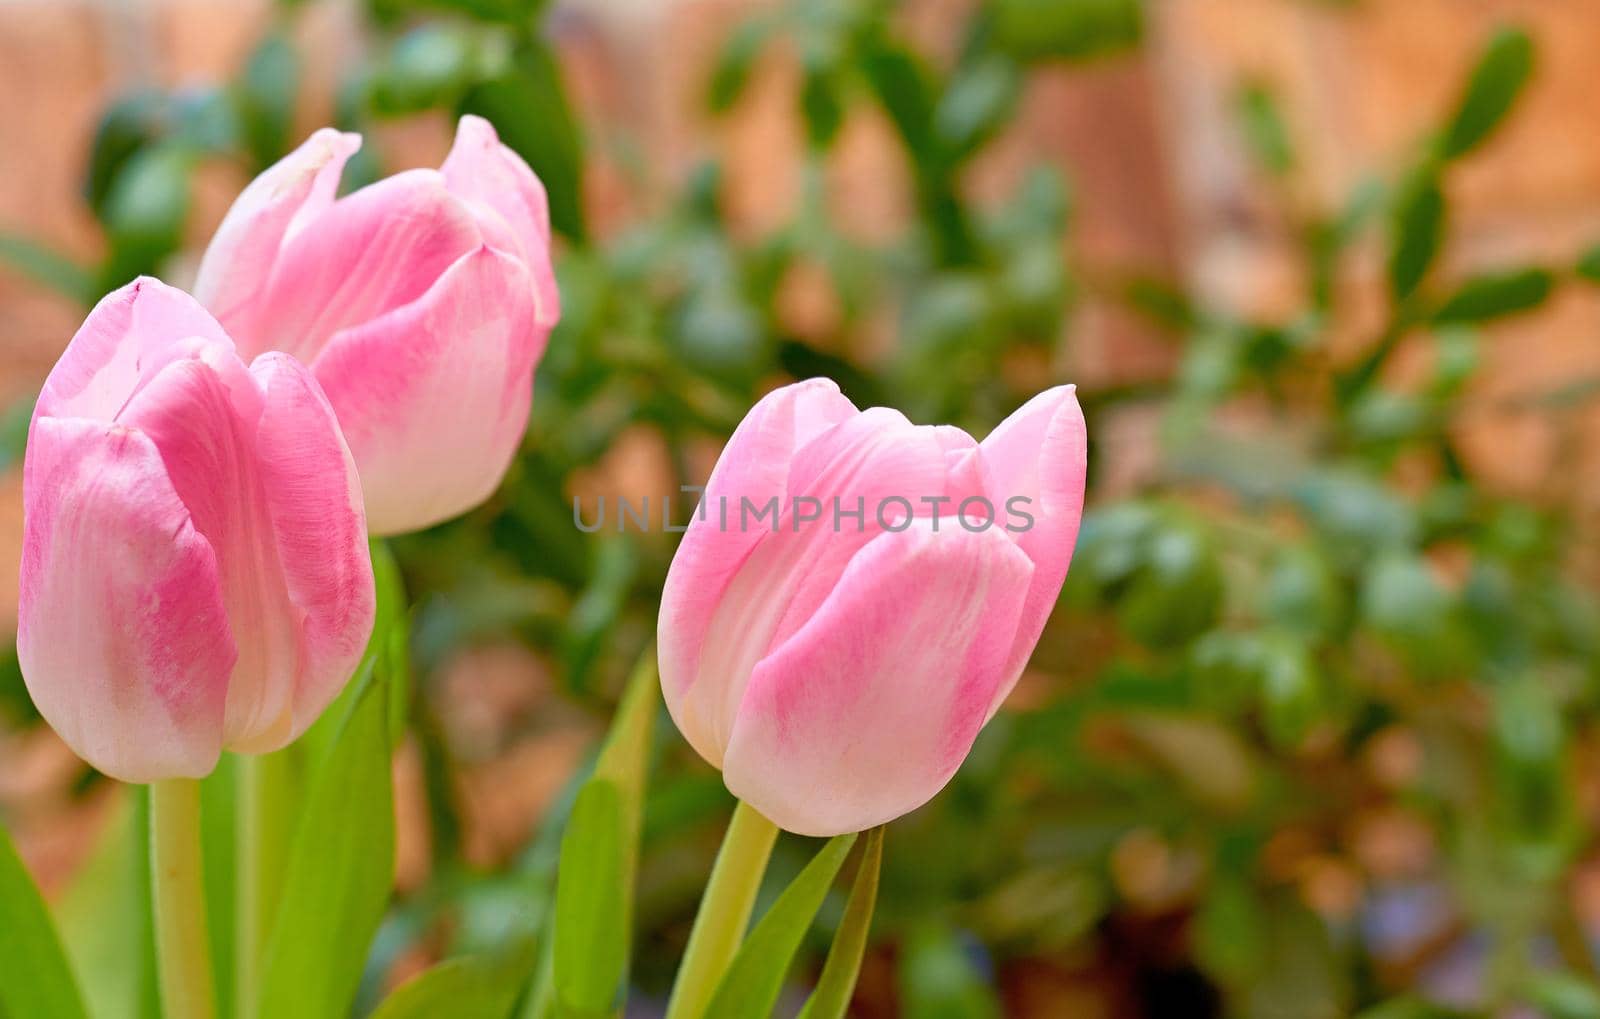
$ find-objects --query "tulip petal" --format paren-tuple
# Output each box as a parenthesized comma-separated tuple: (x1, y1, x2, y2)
(722, 521, 1033, 836)
(18, 418, 234, 781)
(193, 129, 361, 341)
(235, 169, 483, 363)
(116, 344, 373, 752)
(311, 245, 541, 534)
(249, 353, 376, 741)
(37, 278, 233, 422)
(440, 115, 560, 328)
(658, 379, 856, 762)
(979, 385, 1087, 700)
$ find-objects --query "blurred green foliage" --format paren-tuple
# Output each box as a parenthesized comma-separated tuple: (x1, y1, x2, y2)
(5, 0, 1600, 1016)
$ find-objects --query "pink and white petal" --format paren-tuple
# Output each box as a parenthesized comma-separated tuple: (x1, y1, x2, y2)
(18, 418, 234, 781)
(440, 115, 559, 328)
(657, 378, 857, 760)
(311, 245, 541, 535)
(762, 410, 950, 649)
(37, 277, 232, 423)
(241, 169, 483, 363)
(114, 353, 301, 750)
(722, 521, 1033, 836)
(249, 353, 376, 743)
(193, 128, 361, 334)
(979, 385, 1087, 698)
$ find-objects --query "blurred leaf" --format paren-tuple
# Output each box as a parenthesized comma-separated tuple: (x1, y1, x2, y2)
(1387, 164, 1444, 302)
(899, 924, 1001, 1019)
(707, 18, 771, 113)
(800, 66, 845, 149)
(1236, 81, 1294, 177)
(101, 142, 194, 284)
(257, 663, 394, 1019)
(1577, 243, 1600, 283)
(0, 823, 89, 1019)
(992, 0, 1142, 63)
(1194, 876, 1266, 985)
(460, 42, 586, 241)
(235, 33, 301, 167)
(936, 58, 1020, 160)
(0, 234, 94, 305)
(704, 832, 858, 1018)
(84, 91, 168, 217)
(1263, 545, 1343, 639)
(795, 827, 884, 1019)
(1524, 971, 1600, 1019)
(1432, 266, 1552, 323)
(1491, 678, 1571, 861)
(1438, 26, 1534, 161)
(369, 25, 482, 115)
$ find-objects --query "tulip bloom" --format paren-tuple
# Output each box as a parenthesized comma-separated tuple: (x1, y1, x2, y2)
(18, 279, 375, 782)
(658, 379, 1086, 835)
(193, 115, 559, 534)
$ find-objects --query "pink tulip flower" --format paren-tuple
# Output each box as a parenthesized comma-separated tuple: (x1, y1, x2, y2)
(658, 379, 1087, 835)
(193, 115, 560, 535)
(18, 279, 375, 782)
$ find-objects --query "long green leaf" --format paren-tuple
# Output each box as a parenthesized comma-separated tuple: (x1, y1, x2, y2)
(53, 789, 161, 1019)
(552, 781, 625, 1016)
(796, 827, 884, 1019)
(255, 663, 394, 1019)
(703, 833, 859, 1019)
(0, 823, 89, 1019)
(550, 649, 660, 1015)
(369, 937, 539, 1019)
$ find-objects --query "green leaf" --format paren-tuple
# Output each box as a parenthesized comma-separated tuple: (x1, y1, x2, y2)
(371, 538, 412, 745)
(707, 19, 770, 114)
(703, 832, 859, 1018)
(550, 649, 659, 1015)
(83, 91, 168, 217)
(899, 924, 1001, 1019)
(1439, 27, 1534, 161)
(369, 938, 539, 1019)
(235, 33, 301, 167)
(53, 790, 162, 1019)
(552, 781, 625, 1015)
(1525, 971, 1600, 1019)
(1387, 164, 1444, 302)
(0, 234, 94, 305)
(460, 42, 586, 242)
(935, 59, 1020, 160)
(1236, 82, 1293, 177)
(992, 0, 1142, 63)
(255, 662, 395, 1019)
(369, 25, 480, 116)
(795, 827, 883, 1019)
(0, 823, 89, 1019)
(1575, 243, 1600, 283)
(1432, 266, 1552, 323)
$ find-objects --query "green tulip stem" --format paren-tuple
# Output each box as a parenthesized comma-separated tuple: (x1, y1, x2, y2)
(150, 778, 217, 1019)
(664, 799, 780, 1019)
(236, 751, 290, 1019)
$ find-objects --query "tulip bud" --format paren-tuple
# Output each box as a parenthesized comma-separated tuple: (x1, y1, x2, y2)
(658, 379, 1086, 835)
(193, 115, 560, 534)
(18, 279, 375, 781)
